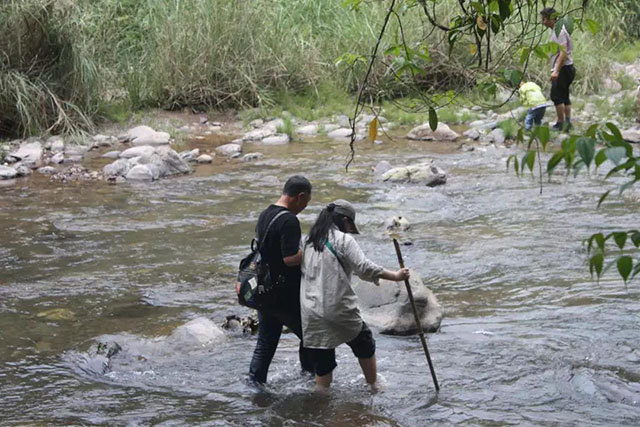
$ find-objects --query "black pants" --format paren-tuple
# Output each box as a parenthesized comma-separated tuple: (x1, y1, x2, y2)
(550, 64, 576, 106)
(248, 306, 314, 384)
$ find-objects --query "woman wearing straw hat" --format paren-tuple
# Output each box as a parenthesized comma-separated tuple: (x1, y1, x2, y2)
(300, 199, 409, 391)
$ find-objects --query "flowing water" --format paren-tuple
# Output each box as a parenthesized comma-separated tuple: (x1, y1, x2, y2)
(1, 132, 640, 426)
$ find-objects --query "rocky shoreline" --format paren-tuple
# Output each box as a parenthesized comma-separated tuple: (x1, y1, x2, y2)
(2, 81, 639, 186)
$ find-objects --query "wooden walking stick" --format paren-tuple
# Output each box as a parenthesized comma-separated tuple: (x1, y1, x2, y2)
(393, 238, 440, 391)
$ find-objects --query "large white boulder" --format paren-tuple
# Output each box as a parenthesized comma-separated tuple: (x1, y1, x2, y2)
(120, 145, 156, 159)
(407, 123, 459, 141)
(121, 125, 171, 146)
(353, 274, 443, 335)
(9, 141, 43, 168)
(381, 161, 447, 187)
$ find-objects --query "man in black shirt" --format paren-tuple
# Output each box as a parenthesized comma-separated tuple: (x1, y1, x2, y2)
(249, 175, 314, 384)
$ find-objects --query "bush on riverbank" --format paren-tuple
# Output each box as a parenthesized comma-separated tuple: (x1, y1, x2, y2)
(0, 0, 637, 138)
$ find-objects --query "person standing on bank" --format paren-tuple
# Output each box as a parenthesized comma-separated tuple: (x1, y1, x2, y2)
(248, 175, 314, 384)
(300, 200, 410, 390)
(541, 7, 576, 132)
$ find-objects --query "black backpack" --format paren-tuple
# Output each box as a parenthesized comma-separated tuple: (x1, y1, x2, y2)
(236, 210, 288, 309)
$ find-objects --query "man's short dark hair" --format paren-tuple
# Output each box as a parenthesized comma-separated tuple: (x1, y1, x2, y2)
(283, 175, 312, 196)
(540, 7, 556, 19)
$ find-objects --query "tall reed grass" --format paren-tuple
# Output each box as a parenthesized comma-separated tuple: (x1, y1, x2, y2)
(0, 0, 636, 137)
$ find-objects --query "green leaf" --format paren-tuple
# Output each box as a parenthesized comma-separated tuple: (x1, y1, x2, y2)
(594, 149, 607, 169)
(597, 190, 611, 208)
(631, 262, 640, 280)
(619, 180, 636, 195)
(547, 151, 564, 175)
(576, 137, 595, 169)
(537, 125, 550, 145)
(606, 122, 623, 141)
(589, 253, 604, 278)
(617, 255, 633, 283)
(564, 15, 574, 35)
(428, 107, 438, 132)
(586, 123, 599, 138)
(522, 151, 535, 174)
(594, 233, 606, 252)
(605, 147, 626, 165)
(585, 18, 601, 35)
(613, 232, 627, 250)
(631, 231, 640, 247)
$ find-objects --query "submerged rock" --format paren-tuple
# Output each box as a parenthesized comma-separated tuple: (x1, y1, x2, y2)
(0, 165, 18, 180)
(242, 152, 263, 162)
(373, 160, 393, 177)
(407, 123, 459, 141)
(328, 128, 353, 139)
(381, 162, 447, 187)
(216, 143, 242, 157)
(354, 274, 443, 335)
(196, 154, 213, 163)
(261, 134, 290, 145)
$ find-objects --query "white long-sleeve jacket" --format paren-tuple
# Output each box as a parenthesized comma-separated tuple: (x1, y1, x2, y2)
(300, 227, 384, 349)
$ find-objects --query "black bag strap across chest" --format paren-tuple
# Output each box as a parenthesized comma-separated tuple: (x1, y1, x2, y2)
(255, 210, 289, 253)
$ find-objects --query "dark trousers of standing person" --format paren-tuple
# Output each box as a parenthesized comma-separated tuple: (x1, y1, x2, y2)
(249, 307, 314, 384)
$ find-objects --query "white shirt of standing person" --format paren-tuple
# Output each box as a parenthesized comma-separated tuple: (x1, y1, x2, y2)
(550, 24, 573, 71)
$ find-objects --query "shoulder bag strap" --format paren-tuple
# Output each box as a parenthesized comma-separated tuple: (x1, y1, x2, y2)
(325, 240, 346, 272)
(256, 210, 289, 252)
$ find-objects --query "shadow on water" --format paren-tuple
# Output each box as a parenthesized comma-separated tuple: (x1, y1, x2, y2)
(1, 132, 640, 425)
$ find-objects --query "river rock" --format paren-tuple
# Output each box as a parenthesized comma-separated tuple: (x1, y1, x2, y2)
(328, 128, 353, 139)
(296, 124, 319, 136)
(9, 141, 43, 168)
(463, 128, 482, 140)
(622, 126, 640, 144)
(242, 153, 263, 162)
(125, 164, 154, 181)
(381, 162, 447, 187)
(407, 123, 459, 141)
(120, 145, 156, 159)
(216, 143, 242, 157)
(335, 114, 350, 128)
(15, 164, 32, 177)
(373, 160, 393, 177)
(385, 215, 411, 231)
(603, 78, 622, 93)
(196, 154, 213, 163)
(38, 166, 57, 175)
(121, 125, 171, 146)
(249, 119, 264, 128)
(242, 127, 276, 142)
(353, 274, 443, 335)
(166, 317, 226, 348)
(101, 151, 120, 159)
(142, 146, 191, 177)
(468, 119, 499, 130)
(484, 128, 506, 145)
(104, 159, 129, 178)
(51, 153, 64, 164)
(49, 137, 65, 153)
(323, 124, 339, 133)
(0, 165, 18, 180)
(180, 148, 200, 162)
(261, 134, 290, 145)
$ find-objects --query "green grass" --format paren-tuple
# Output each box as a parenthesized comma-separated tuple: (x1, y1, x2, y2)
(1, 0, 638, 138)
(616, 93, 638, 118)
(498, 118, 519, 139)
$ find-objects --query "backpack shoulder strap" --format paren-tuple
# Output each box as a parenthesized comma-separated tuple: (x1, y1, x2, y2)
(257, 210, 289, 251)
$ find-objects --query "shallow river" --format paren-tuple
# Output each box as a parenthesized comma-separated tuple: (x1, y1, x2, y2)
(1, 132, 639, 426)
